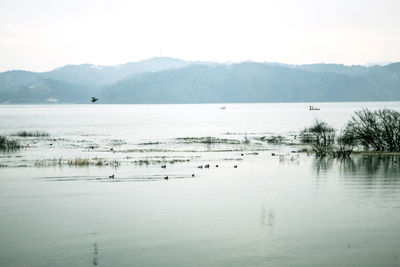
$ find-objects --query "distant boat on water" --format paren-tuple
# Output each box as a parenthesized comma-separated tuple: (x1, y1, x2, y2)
(309, 105, 320, 111)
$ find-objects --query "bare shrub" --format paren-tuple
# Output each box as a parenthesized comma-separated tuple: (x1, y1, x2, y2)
(345, 108, 400, 152)
(334, 129, 357, 158)
(301, 120, 336, 156)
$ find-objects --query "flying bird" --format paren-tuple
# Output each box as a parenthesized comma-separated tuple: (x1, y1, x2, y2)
(91, 97, 99, 103)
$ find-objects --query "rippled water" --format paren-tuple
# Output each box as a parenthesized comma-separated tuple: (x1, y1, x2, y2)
(1, 102, 400, 266)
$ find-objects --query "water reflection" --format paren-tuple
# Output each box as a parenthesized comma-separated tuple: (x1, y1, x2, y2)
(93, 243, 99, 266)
(313, 154, 400, 179)
(313, 154, 400, 201)
(92, 232, 99, 266)
(260, 205, 275, 229)
(268, 209, 275, 228)
(260, 205, 267, 227)
(340, 155, 400, 179)
(313, 157, 334, 175)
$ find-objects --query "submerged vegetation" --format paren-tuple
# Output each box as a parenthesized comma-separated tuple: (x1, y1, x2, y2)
(11, 130, 49, 137)
(5, 108, 399, 169)
(243, 134, 250, 144)
(264, 135, 286, 144)
(177, 137, 241, 144)
(68, 158, 120, 167)
(0, 135, 20, 150)
(302, 108, 400, 157)
(34, 157, 121, 167)
(67, 158, 90, 166)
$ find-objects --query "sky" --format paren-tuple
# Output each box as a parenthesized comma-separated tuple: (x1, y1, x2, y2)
(0, 0, 400, 72)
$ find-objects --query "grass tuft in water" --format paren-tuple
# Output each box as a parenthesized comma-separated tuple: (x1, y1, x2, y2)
(67, 158, 120, 167)
(33, 157, 121, 167)
(67, 158, 90, 166)
(34, 158, 63, 167)
(177, 136, 241, 144)
(11, 130, 50, 137)
(95, 158, 104, 166)
(243, 134, 250, 144)
(265, 135, 286, 144)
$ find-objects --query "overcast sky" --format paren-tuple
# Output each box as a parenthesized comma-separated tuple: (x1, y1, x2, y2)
(1, 0, 399, 72)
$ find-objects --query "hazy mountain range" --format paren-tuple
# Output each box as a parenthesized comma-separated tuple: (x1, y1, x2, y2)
(1, 57, 399, 104)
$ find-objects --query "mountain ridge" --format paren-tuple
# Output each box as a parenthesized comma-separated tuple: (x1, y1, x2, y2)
(1, 58, 399, 104)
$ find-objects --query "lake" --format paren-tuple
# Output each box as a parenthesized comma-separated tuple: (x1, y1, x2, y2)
(1, 102, 400, 266)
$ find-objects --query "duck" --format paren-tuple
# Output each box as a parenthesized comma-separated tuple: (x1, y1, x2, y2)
(91, 97, 99, 103)
(234, 165, 238, 168)
(204, 164, 210, 168)
(161, 165, 166, 168)
(192, 174, 195, 177)
(109, 174, 114, 179)
(164, 176, 169, 180)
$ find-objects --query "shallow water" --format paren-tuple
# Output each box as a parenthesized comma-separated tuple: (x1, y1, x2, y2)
(1, 102, 400, 266)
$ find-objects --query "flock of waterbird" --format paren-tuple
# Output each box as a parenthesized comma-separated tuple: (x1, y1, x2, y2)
(108, 161, 239, 181)
(106, 151, 300, 181)
(106, 151, 268, 180)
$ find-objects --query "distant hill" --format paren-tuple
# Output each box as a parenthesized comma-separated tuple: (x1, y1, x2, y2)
(0, 78, 91, 104)
(0, 58, 399, 104)
(103, 62, 400, 103)
(0, 57, 205, 103)
(42, 57, 195, 87)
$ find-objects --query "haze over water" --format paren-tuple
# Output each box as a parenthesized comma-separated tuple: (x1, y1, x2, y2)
(1, 102, 400, 266)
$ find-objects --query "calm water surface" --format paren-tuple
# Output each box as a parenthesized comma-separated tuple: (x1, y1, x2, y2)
(1, 102, 400, 266)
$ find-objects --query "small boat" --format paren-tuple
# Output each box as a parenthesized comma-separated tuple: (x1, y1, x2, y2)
(220, 106, 226, 109)
(309, 105, 320, 111)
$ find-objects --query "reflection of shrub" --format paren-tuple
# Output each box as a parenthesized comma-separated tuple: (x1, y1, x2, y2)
(301, 120, 335, 156)
(0, 135, 20, 150)
(345, 108, 400, 152)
